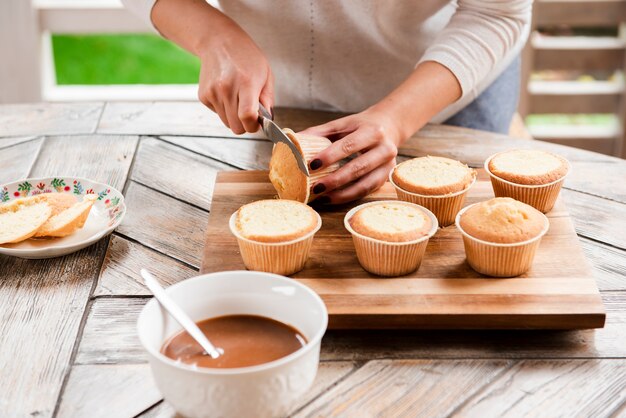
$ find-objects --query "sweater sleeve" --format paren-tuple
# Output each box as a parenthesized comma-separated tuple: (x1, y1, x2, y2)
(121, 0, 158, 31)
(418, 0, 532, 98)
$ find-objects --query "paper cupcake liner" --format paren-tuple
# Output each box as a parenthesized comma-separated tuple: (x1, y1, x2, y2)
(229, 211, 322, 276)
(283, 130, 340, 203)
(344, 201, 438, 277)
(455, 204, 549, 278)
(484, 154, 570, 213)
(389, 172, 476, 227)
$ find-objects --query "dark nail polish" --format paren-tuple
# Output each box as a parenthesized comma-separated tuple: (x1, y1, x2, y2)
(313, 196, 331, 205)
(312, 183, 326, 194)
(310, 159, 323, 170)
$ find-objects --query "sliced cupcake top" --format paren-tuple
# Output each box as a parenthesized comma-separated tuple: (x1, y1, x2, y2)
(349, 202, 432, 242)
(268, 129, 333, 203)
(392, 156, 475, 195)
(488, 149, 568, 185)
(459, 197, 547, 244)
(235, 199, 319, 243)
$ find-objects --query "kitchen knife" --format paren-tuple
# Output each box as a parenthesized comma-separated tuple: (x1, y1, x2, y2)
(258, 103, 310, 177)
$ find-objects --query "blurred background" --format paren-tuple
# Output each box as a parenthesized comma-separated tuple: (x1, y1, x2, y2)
(2, 0, 626, 159)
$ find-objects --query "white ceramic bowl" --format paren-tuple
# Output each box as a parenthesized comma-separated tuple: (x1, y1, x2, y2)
(137, 271, 328, 418)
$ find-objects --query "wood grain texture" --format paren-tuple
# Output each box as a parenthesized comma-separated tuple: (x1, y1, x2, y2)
(97, 101, 261, 138)
(56, 364, 162, 418)
(29, 135, 138, 190)
(74, 292, 626, 365)
(137, 361, 357, 418)
(0, 135, 39, 149)
(76, 298, 148, 365)
(454, 359, 626, 418)
(0, 102, 103, 137)
(201, 170, 605, 329)
(131, 136, 234, 210)
(0, 240, 109, 418)
(97, 102, 342, 138)
(0, 138, 43, 184)
(95, 236, 197, 297)
(117, 182, 207, 267)
(294, 359, 512, 418)
(581, 237, 626, 292)
(563, 189, 626, 250)
(0, 132, 137, 418)
(160, 135, 272, 170)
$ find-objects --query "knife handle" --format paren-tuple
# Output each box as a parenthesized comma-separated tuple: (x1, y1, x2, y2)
(258, 102, 273, 121)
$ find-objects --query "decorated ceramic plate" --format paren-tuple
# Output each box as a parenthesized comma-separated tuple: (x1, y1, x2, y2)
(0, 177, 126, 259)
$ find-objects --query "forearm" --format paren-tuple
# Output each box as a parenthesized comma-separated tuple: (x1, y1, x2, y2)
(368, 61, 462, 142)
(151, 0, 239, 56)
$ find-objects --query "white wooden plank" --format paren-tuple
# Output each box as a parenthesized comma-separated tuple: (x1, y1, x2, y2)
(0, 103, 103, 137)
(131, 137, 234, 211)
(0, 240, 110, 418)
(95, 236, 197, 297)
(117, 182, 207, 267)
(56, 364, 162, 418)
(0, 138, 43, 184)
(75, 293, 626, 365)
(160, 135, 272, 170)
(97, 102, 263, 138)
(75, 298, 148, 365)
(454, 359, 626, 417)
(0, 136, 40, 149)
(294, 359, 512, 418)
(29, 135, 139, 190)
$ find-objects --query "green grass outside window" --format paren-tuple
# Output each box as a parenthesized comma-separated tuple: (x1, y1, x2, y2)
(52, 34, 200, 85)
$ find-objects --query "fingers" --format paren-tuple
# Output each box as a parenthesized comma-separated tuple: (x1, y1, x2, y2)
(312, 141, 397, 195)
(317, 162, 394, 205)
(224, 92, 246, 135)
(259, 70, 275, 115)
(237, 87, 261, 133)
(309, 130, 381, 173)
(299, 117, 351, 138)
(198, 70, 274, 135)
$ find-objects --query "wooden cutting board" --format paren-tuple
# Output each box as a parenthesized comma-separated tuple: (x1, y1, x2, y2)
(201, 170, 605, 330)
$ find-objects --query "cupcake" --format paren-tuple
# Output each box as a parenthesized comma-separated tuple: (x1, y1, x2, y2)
(344, 201, 438, 276)
(456, 197, 549, 277)
(485, 149, 570, 213)
(269, 129, 340, 203)
(229, 199, 322, 275)
(390, 156, 476, 226)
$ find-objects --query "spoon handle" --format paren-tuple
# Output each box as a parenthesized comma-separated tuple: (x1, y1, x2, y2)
(141, 269, 221, 359)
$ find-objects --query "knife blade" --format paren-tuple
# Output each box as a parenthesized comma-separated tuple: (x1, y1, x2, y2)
(258, 103, 310, 177)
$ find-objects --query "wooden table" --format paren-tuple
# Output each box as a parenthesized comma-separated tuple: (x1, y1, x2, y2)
(1, 102, 625, 418)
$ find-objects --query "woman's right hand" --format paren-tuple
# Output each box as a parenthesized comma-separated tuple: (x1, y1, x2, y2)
(197, 25, 274, 134)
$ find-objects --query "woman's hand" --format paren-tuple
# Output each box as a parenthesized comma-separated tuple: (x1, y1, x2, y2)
(300, 109, 402, 205)
(151, 0, 273, 134)
(197, 27, 274, 134)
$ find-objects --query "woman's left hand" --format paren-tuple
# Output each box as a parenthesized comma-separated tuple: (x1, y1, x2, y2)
(299, 109, 402, 205)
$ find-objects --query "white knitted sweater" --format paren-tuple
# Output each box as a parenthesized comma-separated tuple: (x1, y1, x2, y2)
(122, 0, 531, 122)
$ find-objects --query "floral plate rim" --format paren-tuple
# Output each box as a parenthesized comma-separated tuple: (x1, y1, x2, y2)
(0, 176, 126, 252)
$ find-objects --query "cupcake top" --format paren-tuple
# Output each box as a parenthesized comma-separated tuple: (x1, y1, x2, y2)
(392, 156, 475, 195)
(488, 149, 568, 185)
(349, 202, 432, 242)
(268, 129, 332, 203)
(459, 197, 547, 244)
(235, 199, 319, 243)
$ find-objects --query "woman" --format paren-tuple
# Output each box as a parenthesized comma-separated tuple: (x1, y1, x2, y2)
(123, 0, 531, 204)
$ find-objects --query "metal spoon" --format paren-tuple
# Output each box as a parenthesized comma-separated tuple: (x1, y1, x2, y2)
(140, 269, 221, 359)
